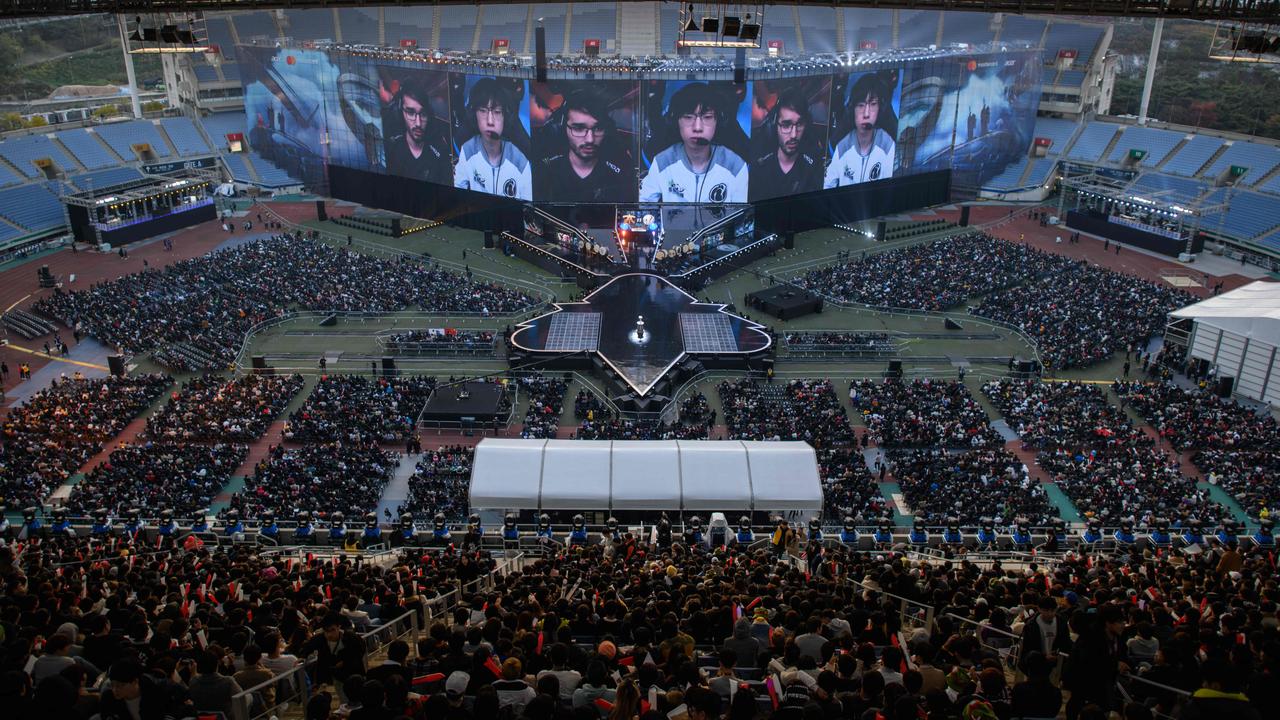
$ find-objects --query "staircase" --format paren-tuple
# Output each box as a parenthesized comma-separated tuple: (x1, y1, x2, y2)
(617, 1, 659, 56)
(377, 453, 420, 522)
(152, 120, 181, 158)
(1154, 136, 1190, 171)
(1194, 141, 1231, 178)
(1098, 125, 1125, 162)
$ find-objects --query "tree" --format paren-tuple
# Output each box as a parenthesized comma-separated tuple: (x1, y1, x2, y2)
(93, 104, 118, 119)
(23, 115, 48, 128)
(0, 112, 23, 131)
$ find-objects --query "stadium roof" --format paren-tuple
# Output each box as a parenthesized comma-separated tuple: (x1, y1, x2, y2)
(1171, 280, 1280, 340)
(468, 438, 823, 514)
(3, 1, 1280, 22)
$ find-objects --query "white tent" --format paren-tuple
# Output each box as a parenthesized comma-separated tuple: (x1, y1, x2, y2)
(469, 439, 822, 516)
(1170, 281, 1280, 406)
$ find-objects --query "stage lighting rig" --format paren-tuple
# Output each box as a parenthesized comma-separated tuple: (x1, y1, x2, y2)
(678, 3, 764, 49)
(125, 12, 210, 54)
(1209, 22, 1280, 64)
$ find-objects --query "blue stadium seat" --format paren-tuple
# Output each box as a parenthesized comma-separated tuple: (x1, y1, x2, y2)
(383, 6, 432, 48)
(844, 9, 893, 51)
(55, 129, 119, 170)
(1025, 157, 1059, 187)
(0, 183, 68, 233)
(221, 64, 241, 83)
(1106, 126, 1185, 167)
(568, 5, 616, 55)
(983, 157, 1031, 191)
(200, 112, 247, 148)
(222, 152, 253, 183)
(95, 121, 173, 160)
(1200, 188, 1280, 239)
(71, 167, 144, 192)
(1202, 141, 1280, 184)
(1254, 171, 1280, 196)
(0, 221, 24, 245)
(1043, 21, 1105, 63)
(940, 12, 994, 46)
(436, 6, 479, 51)
(999, 15, 1046, 44)
(1057, 69, 1087, 86)
(233, 12, 278, 42)
(193, 64, 220, 83)
(1032, 117, 1078, 155)
(284, 9, 336, 42)
(481, 5, 529, 53)
(1160, 134, 1224, 177)
(795, 7, 837, 53)
(205, 16, 237, 60)
(0, 134, 77, 177)
(1064, 122, 1119, 163)
(1128, 173, 1207, 203)
(897, 10, 941, 48)
(1255, 228, 1280, 252)
(532, 4, 569, 55)
(336, 8, 381, 46)
(0, 161, 23, 188)
(249, 151, 301, 187)
(160, 117, 213, 157)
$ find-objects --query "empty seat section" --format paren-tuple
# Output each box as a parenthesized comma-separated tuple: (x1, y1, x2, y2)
(95, 121, 173, 160)
(1254, 172, 1280, 196)
(844, 9, 892, 51)
(1128, 173, 1207, 203)
(659, 4, 681, 53)
(0, 222, 23, 245)
(1202, 141, 1280, 184)
(533, 5, 568, 54)
(999, 15, 1046, 45)
(383, 6, 431, 47)
(54, 129, 118, 169)
(940, 11, 994, 46)
(200, 113, 247, 149)
(1064, 122, 1118, 162)
(569, 4, 616, 54)
(1106, 126, 1184, 166)
(1044, 21, 1104, 63)
(0, 135, 77, 177)
(481, 5, 528, 52)
(1032, 117, 1078, 155)
(1255, 228, 1280, 252)
(205, 16, 237, 60)
(336, 8, 381, 45)
(437, 6, 478, 50)
(71, 167, 144, 192)
(1025, 157, 1058, 186)
(193, 64, 220, 83)
(796, 7, 837, 53)
(221, 64, 242, 83)
(222, 152, 253, 183)
(0, 183, 67, 233)
(1161, 134, 1224, 176)
(0, 162, 20, 188)
(232, 12, 278, 42)
(897, 10, 940, 48)
(249, 152, 300, 187)
(761, 7, 797, 54)
(1057, 69, 1086, 86)
(160, 117, 213, 157)
(983, 157, 1031, 191)
(284, 9, 336, 42)
(1201, 188, 1280, 239)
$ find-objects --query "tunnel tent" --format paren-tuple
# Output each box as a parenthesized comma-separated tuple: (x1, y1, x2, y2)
(468, 438, 822, 514)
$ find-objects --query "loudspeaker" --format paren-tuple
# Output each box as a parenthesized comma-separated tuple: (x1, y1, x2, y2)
(315, 200, 327, 222)
(733, 47, 746, 85)
(318, 314, 337, 327)
(484, 231, 495, 249)
(391, 218, 402, 237)
(1216, 376, 1234, 398)
(251, 355, 267, 369)
(876, 220, 887, 242)
(887, 360, 903, 378)
(1016, 359, 1035, 374)
(944, 318, 964, 330)
(783, 232, 794, 250)
(535, 25, 547, 84)
(382, 357, 397, 376)
(959, 206, 971, 227)
(107, 355, 125, 377)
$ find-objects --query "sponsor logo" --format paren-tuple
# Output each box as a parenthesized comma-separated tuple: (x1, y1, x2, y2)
(503, 179, 518, 197)
(473, 169, 486, 189)
(869, 162, 882, 180)
(708, 183, 728, 203)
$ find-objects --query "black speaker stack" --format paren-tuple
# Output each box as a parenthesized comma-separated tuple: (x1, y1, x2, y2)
(535, 25, 547, 84)
(959, 205, 971, 226)
(315, 200, 327, 222)
(37, 265, 55, 288)
(886, 360, 903, 379)
(876, 220, 887, 242)
(734, 48, 746, 84)
(783, 232, 795, 250)
(391, 218, 402, 237)
(1216, 376, 1234, 398)
(382, 357, 397, 376)
(107, 355, 126, 377)
(484, 231, 495, 249)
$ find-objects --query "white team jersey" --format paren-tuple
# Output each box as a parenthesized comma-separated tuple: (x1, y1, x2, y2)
(639, 144, 748, 204)
(824, 128, 895, 188)
(454, 136, 532, 200)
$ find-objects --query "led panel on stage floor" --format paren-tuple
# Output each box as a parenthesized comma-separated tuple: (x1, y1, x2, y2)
(679, 314, 739, 353)
(544, 312, 601, 351)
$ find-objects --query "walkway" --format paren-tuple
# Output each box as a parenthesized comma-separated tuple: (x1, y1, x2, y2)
(377, 453, 420, 521)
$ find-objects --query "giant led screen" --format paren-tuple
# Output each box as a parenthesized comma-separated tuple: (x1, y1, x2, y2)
(240, 46, 1041, 204)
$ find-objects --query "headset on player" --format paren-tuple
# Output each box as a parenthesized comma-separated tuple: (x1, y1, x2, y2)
(663, 81, 729, 144)
(760, 87, 814, 151)
(839, 71, 899, 143)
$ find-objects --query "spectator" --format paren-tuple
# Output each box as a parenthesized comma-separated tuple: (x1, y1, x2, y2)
(186, 650, 244, 717)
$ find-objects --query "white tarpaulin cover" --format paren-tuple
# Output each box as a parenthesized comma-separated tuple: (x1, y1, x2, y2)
(1170, 281, 1280, 339)
(1171, 280, 1280, 406)
(469, 439, 822, 513)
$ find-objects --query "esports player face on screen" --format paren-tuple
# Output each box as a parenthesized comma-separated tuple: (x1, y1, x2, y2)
(539, 90, 629, 202)
(639, 83, 748, 204)
(385, 79, 451, 184)
(825, 73, 896, 188)
(455, 78, 532, 200)
(750, 89, 821, 201)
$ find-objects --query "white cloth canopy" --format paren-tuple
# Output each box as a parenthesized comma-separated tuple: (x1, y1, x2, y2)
(1170, 280, 1280, 340)
(469, 439, 822, 513)
(1170, 280, 1280, 406)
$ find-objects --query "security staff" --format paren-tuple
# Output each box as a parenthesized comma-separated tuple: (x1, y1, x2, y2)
(825, 73, 896, 188)
(537, 89, 631, 202)
(454, 78, 532, 199)
(639, 83, 748, 203)
(749, 89, 822, 201)
(384, 76, 453, 184)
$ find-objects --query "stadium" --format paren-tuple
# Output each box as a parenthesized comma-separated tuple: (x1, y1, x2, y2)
(0, 2, 1278, 719)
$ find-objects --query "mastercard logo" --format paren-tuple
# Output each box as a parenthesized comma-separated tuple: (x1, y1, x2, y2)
(286, 55, 296, 65)
(966, 60, 977, 72)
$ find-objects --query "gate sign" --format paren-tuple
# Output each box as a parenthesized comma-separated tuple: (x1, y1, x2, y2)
(768, 40, 783, 51)
(1034, 137, 1052, 147)
(860, 40, 877, 50)
(400, 39, 417, 48)
(1058, 49, 1079, 59)
(142, 156, 219, 175)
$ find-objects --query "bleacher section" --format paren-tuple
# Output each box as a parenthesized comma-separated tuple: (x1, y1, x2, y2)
(569, 4, 616, 55)
(222, 152, 253, 183)
(159, 117, 213, 157)
(1254, 172, 1280, 196)
(54, 129, 119, 170)
(383, 6, 430, 48)
(200, 112, 246, 149)
(658, 4, 680, 54)
(0, 163, 21, 188)
(205, 16, 237, 60)
(1128, 172, 1208, 202)
(844, 8, 893, 51)
(70, 167, 144, 192)
(1065, 122, 1118, 162)
(482, 5, 528, 52)
(221, 64, 242, 83)
(999, 15, 1046, 44)
(1032, 117, 1078, 155)
(1106, 125, 1184, 167)
(284, 9, 336, 42)
(984, 158, 1032, 192)
(941, 12, 994, 46)
(0, 134, 77, 177)
(1201, 188, 1280, 239)
(1057, 69, 1086, 86)
(436, 5, 478, 51)
(533, 4, 568, 54)
(795, 7, 837, 53)
(94, 121, 173, 161)
(1043, 21, 1105, 63)
(897, 10, 940, 48)
(232, 12, 278, 42)
(248, 151, 299, 187)
(193, 64, 220, 83)
(1161, 134, 1225, 177)
(0, 183, 67, 234)
(337, 8, 381, 45)
(1202, 141, 1280, 185)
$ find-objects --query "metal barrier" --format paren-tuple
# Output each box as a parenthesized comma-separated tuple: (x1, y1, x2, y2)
(942, 612, 1022, 670)
(1116, 671, 1193, 720)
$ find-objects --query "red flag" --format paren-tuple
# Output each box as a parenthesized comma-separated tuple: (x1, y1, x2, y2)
(484, 656, 502, 678)
(536, 632, 545, 655)
(745, 597, 762, 611)
(765, 675, 781, 709)
(594, 699, 614, 713)
(412, 673, 445, 687)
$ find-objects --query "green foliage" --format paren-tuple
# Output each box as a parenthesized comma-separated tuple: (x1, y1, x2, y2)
(93, 104, 118, 119)
(141, 100, 166, 113)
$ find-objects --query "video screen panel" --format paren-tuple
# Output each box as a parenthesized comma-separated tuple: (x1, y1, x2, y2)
(748, 77, 831, 202)
(826, 68, 902, 188)
(379, 66, 453, 184)
(639, 80, 752, 204)
(530, 81, 639, 202)
(450, 74, 533, 200)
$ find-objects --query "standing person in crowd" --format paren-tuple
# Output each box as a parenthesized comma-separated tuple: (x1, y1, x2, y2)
(1063, 604, 1128, 719)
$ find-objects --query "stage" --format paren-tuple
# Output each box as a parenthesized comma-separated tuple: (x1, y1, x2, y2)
(420, 381, 507, 423)
(746, 285, 824, 320)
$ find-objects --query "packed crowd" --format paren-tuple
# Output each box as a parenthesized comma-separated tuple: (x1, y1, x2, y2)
(227, 442, 397, 520)
(851, 379, 1002, 449)
(403, 445, 475, 523)
(572, 390, 711, 440)
(283, 375, 436, 444)
(0, 374, 172, 510)
(3, 509, 1279, 720)
(982, 379, 1147, 450)
(889, 448, 1054, 526)
(65, 442, 248, 518)
(145, 373, 305, 442)
(971, 259, 1193, 370)
(783, 332, 896, 355)
(385, 329, 497, 352)
(794, 233, 1061, 311)
(1114, 380, 1280, 520)
(719, 378, 886, 520)
(33, 235, 536, 369)
(519, 375, 568, 439)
